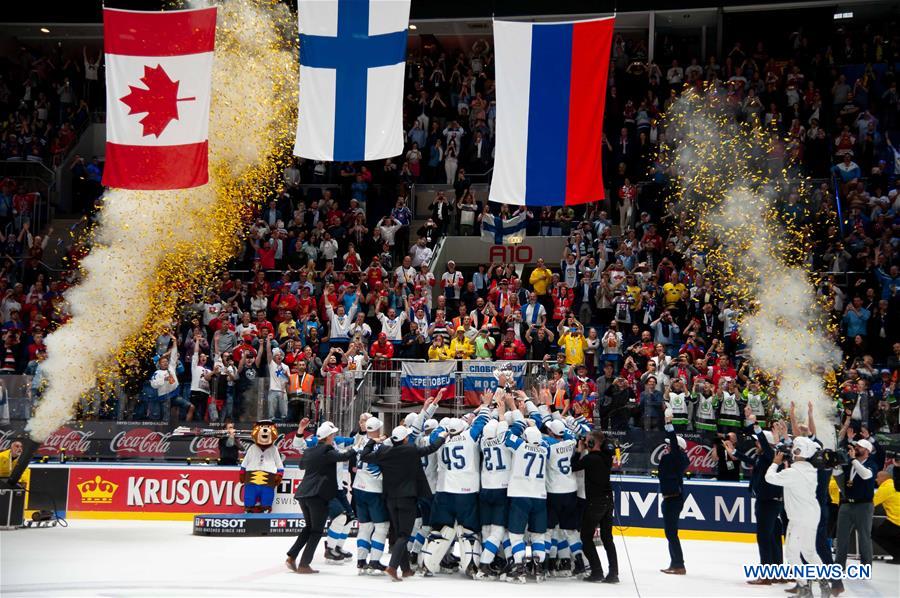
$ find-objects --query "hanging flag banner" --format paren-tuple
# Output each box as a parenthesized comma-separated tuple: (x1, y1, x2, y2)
(489, 16, 615, 206)
(102, 6, 217, 190)
(480, 211, 528, 244)
(294, 0, 410, 162)
(460, 360, 527, 407)
(399, 361, 456, 403)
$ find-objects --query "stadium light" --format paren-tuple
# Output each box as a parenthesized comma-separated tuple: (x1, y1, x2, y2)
(40, 27, 50, 33)
(409, 24, 417, 30)
(833, 11, 853, 20)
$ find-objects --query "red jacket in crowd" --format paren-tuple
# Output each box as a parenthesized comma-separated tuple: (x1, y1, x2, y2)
(495, 338, 526, 360)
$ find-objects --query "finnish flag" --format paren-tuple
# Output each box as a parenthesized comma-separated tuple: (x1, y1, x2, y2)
(293, 0, 410, 162)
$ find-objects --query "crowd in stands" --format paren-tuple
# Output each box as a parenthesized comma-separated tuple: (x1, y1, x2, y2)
(0, 43, 99, 422)
(3, 24, 899, 442)
(0, 44, 98, 166)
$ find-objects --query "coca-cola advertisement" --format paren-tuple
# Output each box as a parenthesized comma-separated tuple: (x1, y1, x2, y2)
(35, 426, 95, 457)
(605, 429, 718, 476)
(0, 420, 307, 464)
(110, 428, 172, 459)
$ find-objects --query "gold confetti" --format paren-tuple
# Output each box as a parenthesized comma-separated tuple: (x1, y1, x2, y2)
(30, 0, 299, 440)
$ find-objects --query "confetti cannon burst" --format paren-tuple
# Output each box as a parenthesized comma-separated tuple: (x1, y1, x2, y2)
(27, 0, 298, 444)
(664, 87, 841, 446)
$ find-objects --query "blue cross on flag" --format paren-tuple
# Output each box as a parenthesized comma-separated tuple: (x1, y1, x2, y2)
(481, 211, 528, 245)
(294, 0, 410, 162)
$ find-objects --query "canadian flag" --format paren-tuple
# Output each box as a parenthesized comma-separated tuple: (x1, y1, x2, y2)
(102, 7, 217, 190)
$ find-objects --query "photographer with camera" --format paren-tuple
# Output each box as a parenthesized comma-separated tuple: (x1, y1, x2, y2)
(833, 434, 878, 574)
(572, 429, 618, 583)
(764, 435, 826, 598)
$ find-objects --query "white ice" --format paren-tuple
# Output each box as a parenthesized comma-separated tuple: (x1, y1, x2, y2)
(1, 520, 897, 597)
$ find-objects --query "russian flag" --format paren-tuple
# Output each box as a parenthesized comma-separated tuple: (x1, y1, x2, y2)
(489, 17, 615, 207)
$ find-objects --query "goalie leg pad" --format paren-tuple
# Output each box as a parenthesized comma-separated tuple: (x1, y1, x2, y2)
(459, 528, 481, 573)
(422, 526, 457, 574)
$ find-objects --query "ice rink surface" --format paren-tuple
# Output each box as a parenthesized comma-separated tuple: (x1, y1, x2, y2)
(1, 520, 898, 597)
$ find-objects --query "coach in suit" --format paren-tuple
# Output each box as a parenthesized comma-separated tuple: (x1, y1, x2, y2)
(361, 424, 445, 581)
(286, 421, 353, 574)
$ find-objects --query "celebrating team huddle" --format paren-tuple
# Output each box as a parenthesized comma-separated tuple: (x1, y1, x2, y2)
(290, 386, 611, 584)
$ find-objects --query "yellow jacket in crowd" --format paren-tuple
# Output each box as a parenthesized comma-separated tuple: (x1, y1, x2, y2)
(828, 477, 840, 505)
(428, 344, 452, 361)
(559, 331, 587, 366)
(449, 336, 475, 359)
(874, 477, 900, 526)
(529, 266, 552, 296)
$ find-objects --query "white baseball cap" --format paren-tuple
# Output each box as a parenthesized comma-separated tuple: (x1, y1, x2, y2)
(423, 418, 439, 432)
(365, 417, 384, 432)
(403, 412, 418, 427)
(482, 420, 500, 440)
(855, 439, 874, 453)
(316, 421, 339, 439)
(446, 418, 466, 435)
(792, 436, 818, 459)
(391, 425, 411, 443)
(546, 420, 566, 436)
(523, 426, 543, 445)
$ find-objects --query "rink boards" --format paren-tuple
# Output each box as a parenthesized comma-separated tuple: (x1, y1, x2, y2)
(22, 463, 761, 542)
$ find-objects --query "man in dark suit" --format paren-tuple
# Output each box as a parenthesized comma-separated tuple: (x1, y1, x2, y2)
(286, 421, 353, 574)
(361, 424, 446, 581)
(658, 412, 690, 575)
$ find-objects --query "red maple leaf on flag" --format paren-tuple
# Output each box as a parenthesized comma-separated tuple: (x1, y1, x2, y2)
(119, 64, 195, 138)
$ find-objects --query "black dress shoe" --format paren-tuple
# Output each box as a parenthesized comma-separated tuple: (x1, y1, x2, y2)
(602, 573, 620, 584)
(583, 571, 606, 583)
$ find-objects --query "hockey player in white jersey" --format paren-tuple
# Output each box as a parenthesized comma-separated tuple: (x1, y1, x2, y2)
(475, 391, 514, 579)
(542, 417, 579, 577)
(409, 416, 439, 563)
(352, 416, 390, 574)
(421, 392, 492, 577)
(502, 392, 551, 584)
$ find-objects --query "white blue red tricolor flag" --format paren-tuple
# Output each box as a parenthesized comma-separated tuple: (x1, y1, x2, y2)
(294, 0, 410, 162)
(400, 361, 456, 404)
(103, 7, 216, 190)
(489, 17, 615, 206)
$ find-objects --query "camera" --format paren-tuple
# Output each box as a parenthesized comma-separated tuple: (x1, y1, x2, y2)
(776, 444, 794, 462)
(810, 448, 849, 469)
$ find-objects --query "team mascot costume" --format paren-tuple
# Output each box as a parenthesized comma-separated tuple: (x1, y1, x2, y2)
(240, 420, 284, 513)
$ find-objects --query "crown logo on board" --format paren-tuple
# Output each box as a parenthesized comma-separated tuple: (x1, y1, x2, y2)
(76, 475, 119, 504)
